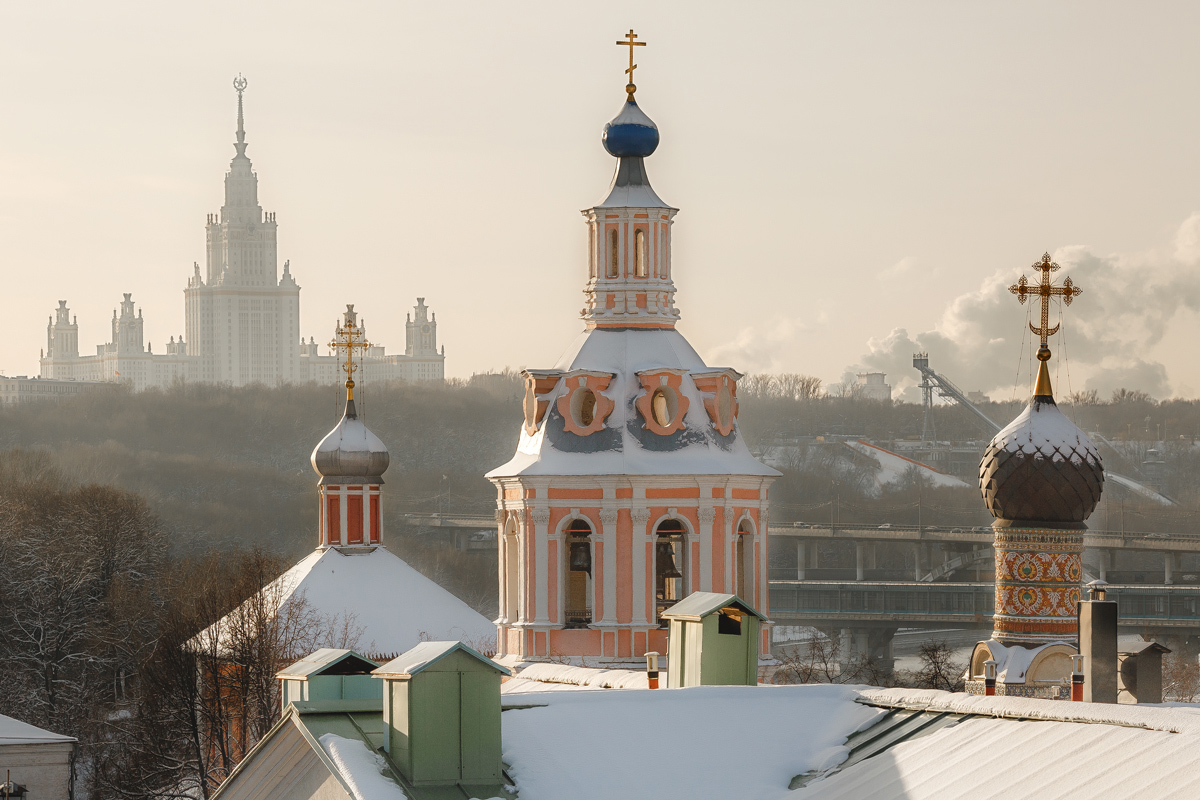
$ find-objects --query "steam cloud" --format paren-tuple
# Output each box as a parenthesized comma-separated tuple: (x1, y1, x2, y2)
(850, 215, 1200, 402)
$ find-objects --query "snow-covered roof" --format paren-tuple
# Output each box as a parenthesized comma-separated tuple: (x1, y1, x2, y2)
(195, 546, 496, 658)
(796, 688, 1200, 799)
(488, 328, 778, 479)
(661, 591, 766, 622)
(0, 713, 75, 745)
(501, 685, 881, 799)
(844, 441, 969, 491)
(373, 640, 510, 679)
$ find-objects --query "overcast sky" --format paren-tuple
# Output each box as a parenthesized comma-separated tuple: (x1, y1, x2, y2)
(3, 2, 1199, 401)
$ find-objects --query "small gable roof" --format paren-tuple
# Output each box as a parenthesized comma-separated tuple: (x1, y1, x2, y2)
(276, 648, 380, 680)
(660, 591, 766, 622)
(1120, 641, 1171, 655)
(372, 640, 511, 679)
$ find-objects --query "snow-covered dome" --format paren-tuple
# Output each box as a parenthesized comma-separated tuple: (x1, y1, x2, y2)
(602, 98, 659, 157)
(311, 396, 390, 481)
(979, 362, 1102, 524)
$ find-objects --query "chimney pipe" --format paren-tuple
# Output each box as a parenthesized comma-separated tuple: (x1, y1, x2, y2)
(645, 651, 660, 689)
(1079, 579, 1118, 703)
(984, 659, 997, 696)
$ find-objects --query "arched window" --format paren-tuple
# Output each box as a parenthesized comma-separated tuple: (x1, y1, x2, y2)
(607, 230, 620, 278)
(564, 518, 593, 628)
(635, 229, 647, 277)
(735, 519, 754, 602)
(654, 518, 687, 626)
(504, 516, 520, 624)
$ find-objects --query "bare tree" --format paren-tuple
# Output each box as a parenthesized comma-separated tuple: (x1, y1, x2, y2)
(909, 640, 965, 692)
(1163, 653, 1200, 703)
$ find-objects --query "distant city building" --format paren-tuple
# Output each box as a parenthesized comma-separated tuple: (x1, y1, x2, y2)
(967, 390, 990, 404)
(856, 372, 892, 401)
(0, 373, 110, 405)
(38, 78, 444, 390)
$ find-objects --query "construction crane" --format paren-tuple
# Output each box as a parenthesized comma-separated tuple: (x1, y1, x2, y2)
(912, 353, 999, 444)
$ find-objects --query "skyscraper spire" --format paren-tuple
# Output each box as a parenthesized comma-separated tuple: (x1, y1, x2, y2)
(233, 74, 248, 157)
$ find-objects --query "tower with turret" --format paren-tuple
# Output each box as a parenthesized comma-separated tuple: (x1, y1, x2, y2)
(185, 75, 301, 386)
(487, 34, 778, 664)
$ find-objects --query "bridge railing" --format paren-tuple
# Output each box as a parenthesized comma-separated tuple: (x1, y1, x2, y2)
(768, 581, 1200, 626)
(769, 581, 994, 620)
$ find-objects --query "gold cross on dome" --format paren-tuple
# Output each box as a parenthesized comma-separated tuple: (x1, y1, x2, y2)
(1009, 252, 1082, 354)
(330, 304, 370, 392)
(616, 29, 646, 96)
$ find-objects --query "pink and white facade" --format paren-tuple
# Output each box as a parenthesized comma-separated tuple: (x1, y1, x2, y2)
(487, 84, 778, 664)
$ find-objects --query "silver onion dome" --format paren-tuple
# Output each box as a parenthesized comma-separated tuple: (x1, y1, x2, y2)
(311, 395, 389, 481)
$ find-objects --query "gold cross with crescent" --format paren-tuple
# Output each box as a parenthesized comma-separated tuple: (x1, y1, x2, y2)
(616, 29, 646, 98)
(1009, 252, 1082, 357)
(330, 304, 370, 397)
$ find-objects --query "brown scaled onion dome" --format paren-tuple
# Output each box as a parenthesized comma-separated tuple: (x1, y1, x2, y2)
(979, 354, 1103, 525)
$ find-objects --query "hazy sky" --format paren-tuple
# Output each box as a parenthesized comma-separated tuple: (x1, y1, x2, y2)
(3, 2, 1200, 401)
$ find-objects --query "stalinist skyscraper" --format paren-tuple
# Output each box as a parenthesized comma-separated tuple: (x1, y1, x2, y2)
(38, 77, 444, 391)
(185, 75, 301, 386)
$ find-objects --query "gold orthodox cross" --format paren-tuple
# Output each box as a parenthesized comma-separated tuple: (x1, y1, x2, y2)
(616, 29, 646, 96)
(1009, 252, 1082, 355)
(330, 304, 370, 392)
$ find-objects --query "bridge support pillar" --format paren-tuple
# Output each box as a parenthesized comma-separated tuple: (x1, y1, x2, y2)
(795, 540, 807, 581)
(913, 543, 928, 581)
(839, 626, 896, 677)
(856, 543, 865, 581)
(1166, 552, 1179, 585)
(1098, 548, 1110, 582)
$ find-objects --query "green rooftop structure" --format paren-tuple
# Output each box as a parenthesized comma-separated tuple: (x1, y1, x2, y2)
(214, 641, 515, 800)
(662, 591, 766, 688)
(373, 641, 511, 794)
(276, 648, 381, 712)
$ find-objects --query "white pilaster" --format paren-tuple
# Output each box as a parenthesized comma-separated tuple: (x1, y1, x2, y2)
(631, 507, 650, 625)
(600, 507, 618, 624)
(697, 505, 715, 592)
(531, 507, 551, 624)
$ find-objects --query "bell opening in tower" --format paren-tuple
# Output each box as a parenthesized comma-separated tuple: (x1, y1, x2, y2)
(654, 518, 687, 627)
(564, 518, 593, 629)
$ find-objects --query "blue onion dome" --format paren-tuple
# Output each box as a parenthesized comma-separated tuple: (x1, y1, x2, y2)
(602, 99, 660, 157)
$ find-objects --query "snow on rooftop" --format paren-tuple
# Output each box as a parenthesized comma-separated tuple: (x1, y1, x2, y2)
(488, 329, 778, 479)
(503, 663, 650, 692)
(844, 441, 969, 492)
(797, 691, 1200, 799)
(0, 713, 75, 744)
(856, 687, 1200, 734)
(195, 546, 495, 658)
(319, 733, 409, 800)
(991, 398, 1100, 465)
(500, 685, 882, 800)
